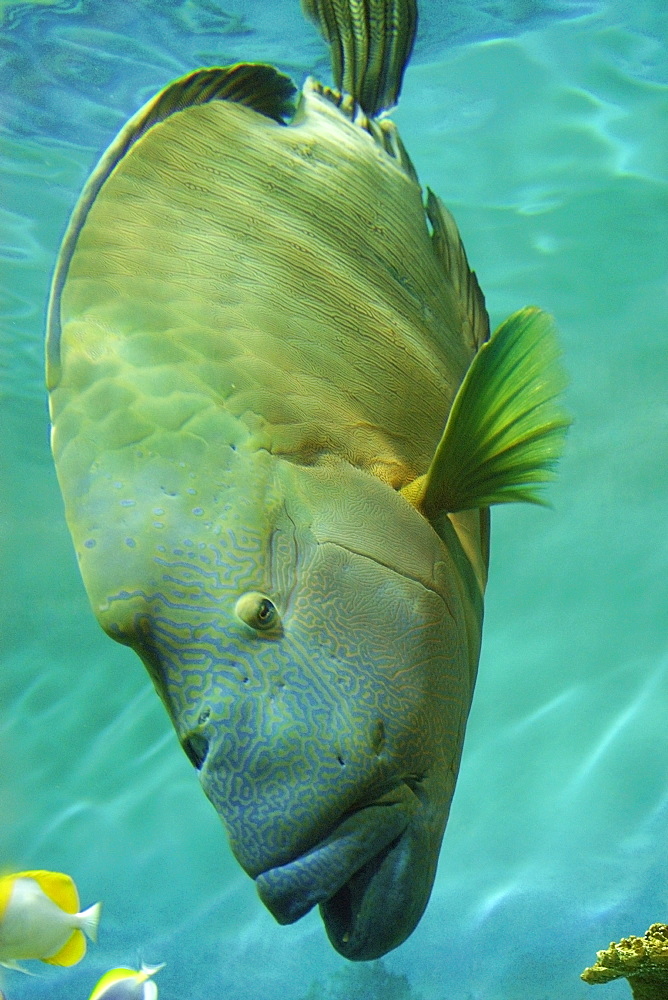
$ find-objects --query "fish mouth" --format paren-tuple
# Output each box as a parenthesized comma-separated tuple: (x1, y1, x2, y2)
(255, 781, 431, 960)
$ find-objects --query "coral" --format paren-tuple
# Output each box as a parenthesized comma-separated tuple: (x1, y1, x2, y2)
(581, 923, 668, 1000)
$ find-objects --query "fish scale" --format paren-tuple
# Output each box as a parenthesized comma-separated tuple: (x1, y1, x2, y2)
(54, 90, 471, 488)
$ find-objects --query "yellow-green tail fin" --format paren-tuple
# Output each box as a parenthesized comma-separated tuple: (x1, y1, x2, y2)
(301, 0, 417, 115)
(403, 307, 571, 516)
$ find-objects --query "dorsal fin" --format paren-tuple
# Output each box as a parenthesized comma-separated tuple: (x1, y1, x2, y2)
(21, 870, 79, 913)
(147, 64, 297, 126)
(301, 0, 417, 116)
(46, 64, 296, 384)
(426, 189, 490, 353)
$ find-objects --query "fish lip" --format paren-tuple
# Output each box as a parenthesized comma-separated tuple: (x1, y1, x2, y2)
(320, 806, 439, 961)
(254, 781, 421, 947)
(319, 837, 405, 959)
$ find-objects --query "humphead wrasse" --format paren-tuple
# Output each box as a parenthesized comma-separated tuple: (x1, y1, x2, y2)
(46, 0, 569, 960)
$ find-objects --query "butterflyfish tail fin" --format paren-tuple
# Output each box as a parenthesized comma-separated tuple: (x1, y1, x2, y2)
(79, 901, 102, 943)
(139, 962, 166, 980)
(44, 900, 100, 967)
(402, 307, 571, 516)
(301, 0, 418, 116)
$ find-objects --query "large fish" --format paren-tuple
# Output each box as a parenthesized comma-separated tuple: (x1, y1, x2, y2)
(46, 0, 569, 961)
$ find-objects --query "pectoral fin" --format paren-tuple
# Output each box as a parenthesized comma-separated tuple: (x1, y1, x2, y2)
(0, 958, 37, 975)
(402, 307, 571, 517)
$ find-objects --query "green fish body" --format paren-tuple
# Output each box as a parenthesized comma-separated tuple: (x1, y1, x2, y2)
(46, 0, 568, 960)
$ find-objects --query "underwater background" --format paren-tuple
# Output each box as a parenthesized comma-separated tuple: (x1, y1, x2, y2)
(1, 0, 666, 997)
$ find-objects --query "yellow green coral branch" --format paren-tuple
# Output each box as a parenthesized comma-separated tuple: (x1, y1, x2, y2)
(581, 923, 668, 1000)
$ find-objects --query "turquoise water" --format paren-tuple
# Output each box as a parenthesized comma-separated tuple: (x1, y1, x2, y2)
(1, 0, 667, 997)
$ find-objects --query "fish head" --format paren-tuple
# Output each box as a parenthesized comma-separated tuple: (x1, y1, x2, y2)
(71, 447, 482, 960)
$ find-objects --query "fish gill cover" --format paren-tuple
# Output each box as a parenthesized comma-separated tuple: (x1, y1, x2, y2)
(1, 0, 667, 998)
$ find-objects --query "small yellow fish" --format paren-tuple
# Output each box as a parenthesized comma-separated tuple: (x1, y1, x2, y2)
(87, 963, 164, 1000)
(0, 870, 101, 971)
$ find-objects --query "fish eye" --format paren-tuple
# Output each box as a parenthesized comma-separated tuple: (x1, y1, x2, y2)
(256, 598, 275, 624)
(235, 592, 281, 633)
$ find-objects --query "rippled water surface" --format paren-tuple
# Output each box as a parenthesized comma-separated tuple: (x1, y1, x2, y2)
(1, 0, 667, 997)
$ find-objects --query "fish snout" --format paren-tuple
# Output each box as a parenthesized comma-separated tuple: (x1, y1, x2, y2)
(180, 682, 402, 881)
(255, 783, 419, 923)
(169, 657, 451, 959)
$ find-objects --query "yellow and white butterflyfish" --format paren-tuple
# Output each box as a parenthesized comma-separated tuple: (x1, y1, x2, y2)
(0, 869, 101, 971)
(87, 962, 165, 1000)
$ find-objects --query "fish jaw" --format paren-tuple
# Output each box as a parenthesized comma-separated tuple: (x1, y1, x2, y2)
(321, 817, 437, 960)
(255, 775, 449, 960)
(255, 783, 419, 923)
